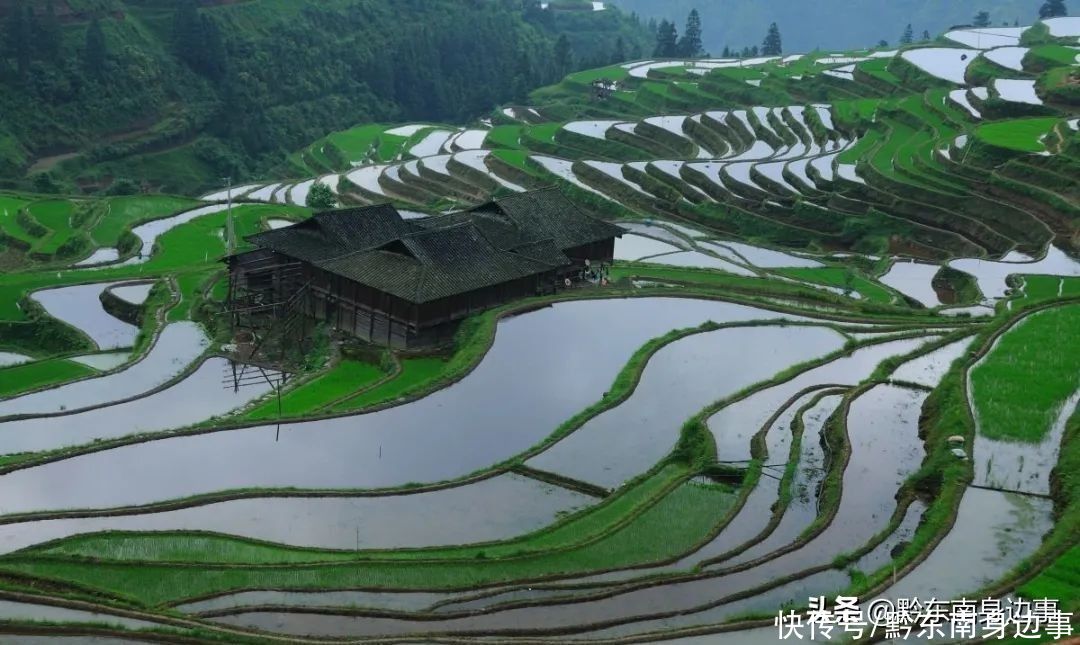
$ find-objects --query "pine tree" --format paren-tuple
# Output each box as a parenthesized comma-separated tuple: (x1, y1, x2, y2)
(38, 0, 63, 62)
(678, 9, 703, 59)
(654, 20, 678, 57)
(522, 0, 545, 23)
(761, 22, 782, 56)
(973, 11, 991, 28)
(199, 15, 228, 81)
(171, 2, 228, 80)
(553, 34, 573, 77)
(922, 29, 931, 41)
(900, 23, 914, 45)
(751, 45, 759, 56)
(84, 18, 107, 74)
(3, 1, 30, 78)
(1039, 0, 1067, 19)
(172, 1, 201, 55)
(611, 37, 625, 64)
(722, 45, 731, 58)
(307, 182, 336, 209)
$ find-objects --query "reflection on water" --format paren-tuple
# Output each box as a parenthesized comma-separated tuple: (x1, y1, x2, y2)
(31, 283, 138, 350)
(0, 299, 805, 515)
(0, 322, 209, 417)
(879, 260, 942, 308)
(0, 358, 279, 458)
(873, 487, 1051, 602)
(529, 325, 844, 488)
(950, 245, 1080, 301)
(0, 474, 592, 554)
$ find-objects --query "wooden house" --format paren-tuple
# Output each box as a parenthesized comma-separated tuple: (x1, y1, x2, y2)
(226, 188, 624, 348)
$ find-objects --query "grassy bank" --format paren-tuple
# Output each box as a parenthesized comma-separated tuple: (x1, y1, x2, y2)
(969, 304, 1080, 442)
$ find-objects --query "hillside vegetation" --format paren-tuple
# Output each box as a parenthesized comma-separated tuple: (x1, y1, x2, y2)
(610, 0, 1044, 53)
(0, 0, 650, 195)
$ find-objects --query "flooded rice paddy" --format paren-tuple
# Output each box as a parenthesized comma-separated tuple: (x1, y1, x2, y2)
(0, 357, 279, 454)
(0, 322, 209, 417)
(527, 325, 845, 488)
(30, 283, 139, 350)
(233, 383, 933, 637)
(4, 277, 1074, 643)
(0, 474, 591, 553)
(0, 298, 809, 514)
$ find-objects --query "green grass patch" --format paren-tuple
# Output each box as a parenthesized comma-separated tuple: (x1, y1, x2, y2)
(976, 118, 1060, 153)
(168, 270, 215, 323)
(566, 64, 628, 85)
(6, 467, 739, 602)
(1019, 543, 1080, 613)
(331, 357, 447, 411)
(833, 98, 880, 126)
(95, 196, 199, 247)
(1014, 276, 1080, 307)
(375, 133, 408, 162)
(970, 304, 1080, 442)
(25, 199, 76, 254)
(1027, 44, 1080, 68)
(242, 359, 385, 420)
(774, 267, 896, 304)
(857, 58, 901, 85)
(491, 148, 530, 170)
(486, 125, 523, 150)
(527, 122, 562, 143)
(325, 123, 387, 162)
(0, 358, 97, 398)
(0, 194, 34, 245)
(837, 128, 881, 164)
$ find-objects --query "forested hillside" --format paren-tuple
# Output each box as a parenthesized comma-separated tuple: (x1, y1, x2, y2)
(0, 0, 650, 194)
(610, 0, 1047, 53)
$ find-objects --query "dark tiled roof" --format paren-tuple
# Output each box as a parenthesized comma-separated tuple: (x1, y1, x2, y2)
(245, 204, 416, 262)
(240, 189, 623, 304)
(318, 223, 556, 303)
(480, 187, 625, 250)
(511, 239, 571, 267)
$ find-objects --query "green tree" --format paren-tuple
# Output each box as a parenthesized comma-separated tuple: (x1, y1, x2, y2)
(3, 1, 30, 78)
(172, 1, 199, 49)
(654, 19, 678, 57)
(922, 29, 931, 41)
(1039, 0, 1067, 18)
(32, 171, 60, 194)
(553, 34, 573, 78)
(83, 18, 107, 74)
(37, 1, 63, 63)
(172, 2, 227, 80)
(722, 45, 731, 58)
(900, 23, 914, 45)
(973, 11, 991, 27)
(761, 22, 782, 56)
(522, 0, 545, 23)
(307, 182, 336, 209)
(678, 9, 704, 58)
(878, 39, 889, 47)
(611, 36, 626, 64)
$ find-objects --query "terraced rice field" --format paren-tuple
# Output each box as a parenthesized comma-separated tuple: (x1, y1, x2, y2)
(1, 14, 1078, 644)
